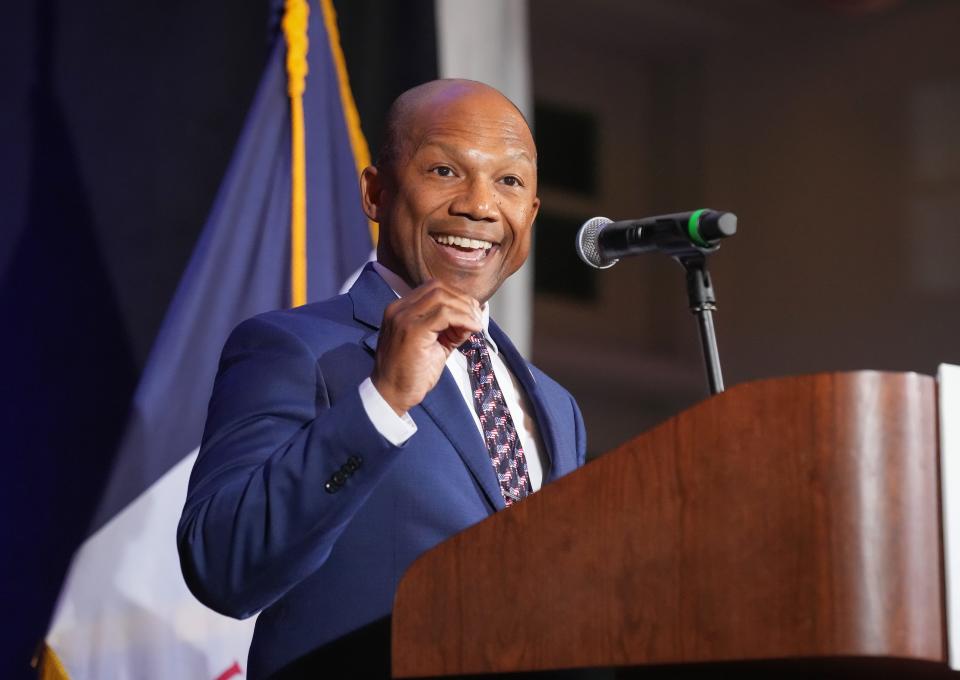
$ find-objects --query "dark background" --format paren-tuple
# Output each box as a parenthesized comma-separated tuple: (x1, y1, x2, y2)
(528, 0, 960, 454)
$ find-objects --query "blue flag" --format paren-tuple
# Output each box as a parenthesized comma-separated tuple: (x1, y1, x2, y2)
(41, 2, 372, 677)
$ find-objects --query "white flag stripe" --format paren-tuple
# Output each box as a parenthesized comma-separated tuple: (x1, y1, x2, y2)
(47, 449, 256, 679)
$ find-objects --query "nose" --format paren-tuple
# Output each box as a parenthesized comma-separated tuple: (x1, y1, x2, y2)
(449, 177, 499, 222)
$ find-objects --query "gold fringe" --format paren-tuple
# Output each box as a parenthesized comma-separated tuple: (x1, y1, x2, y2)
(283, 0, 310, 307)
(33, 643, 71, 680)
(319, 0, 377, 247)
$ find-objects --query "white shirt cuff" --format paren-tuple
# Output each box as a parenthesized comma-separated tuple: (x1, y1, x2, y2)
(358, 377, 417, 446)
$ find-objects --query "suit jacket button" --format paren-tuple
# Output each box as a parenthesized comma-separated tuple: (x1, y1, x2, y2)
(343, 460, 357, 473)
(332, 471, 347, 486)
(324, 481, 337, 494)
(348, 455, 363, 468)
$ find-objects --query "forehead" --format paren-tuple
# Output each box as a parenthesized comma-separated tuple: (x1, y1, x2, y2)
(403, 91, 536, 163)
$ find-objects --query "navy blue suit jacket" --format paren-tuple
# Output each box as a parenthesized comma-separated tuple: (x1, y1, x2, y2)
(178, 265, 586, 678)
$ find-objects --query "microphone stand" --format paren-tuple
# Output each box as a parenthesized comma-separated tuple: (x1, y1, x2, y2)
(576, 209, 735, 396)
(677, 253, 724, 395)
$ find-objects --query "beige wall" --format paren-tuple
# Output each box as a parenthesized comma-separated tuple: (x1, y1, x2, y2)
(530, 0, 960, 455)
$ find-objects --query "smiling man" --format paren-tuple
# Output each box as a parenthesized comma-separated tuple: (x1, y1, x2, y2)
(178, 80, 586, 679)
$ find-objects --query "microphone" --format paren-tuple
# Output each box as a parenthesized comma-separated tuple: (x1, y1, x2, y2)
(576, 209, 737, 269)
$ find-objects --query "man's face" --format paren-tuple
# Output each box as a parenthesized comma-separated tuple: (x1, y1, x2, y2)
(362, 86, 540, 304)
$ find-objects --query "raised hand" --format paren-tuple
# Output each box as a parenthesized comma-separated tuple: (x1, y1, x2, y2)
(371, 280, 483, 416)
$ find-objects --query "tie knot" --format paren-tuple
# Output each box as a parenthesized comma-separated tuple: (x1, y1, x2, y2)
(457, 332, 486, 356)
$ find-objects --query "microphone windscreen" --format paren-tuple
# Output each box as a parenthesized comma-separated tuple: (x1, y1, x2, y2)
(576, 216, 617, 269)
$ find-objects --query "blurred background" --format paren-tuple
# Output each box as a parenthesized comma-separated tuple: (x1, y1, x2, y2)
(529, 0, 960, 452)
(2, 0, 959, 677)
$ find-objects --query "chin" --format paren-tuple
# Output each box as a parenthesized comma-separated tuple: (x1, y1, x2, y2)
(450, 272, 498, 300)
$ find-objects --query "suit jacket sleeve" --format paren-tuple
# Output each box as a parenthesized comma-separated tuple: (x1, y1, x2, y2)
(177, 315, 403, 619)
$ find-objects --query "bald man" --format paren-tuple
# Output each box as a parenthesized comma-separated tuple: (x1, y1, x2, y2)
(178, 80, 586, 678)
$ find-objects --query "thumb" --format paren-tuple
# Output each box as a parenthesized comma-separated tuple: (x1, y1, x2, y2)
(438, 325, 474, 350)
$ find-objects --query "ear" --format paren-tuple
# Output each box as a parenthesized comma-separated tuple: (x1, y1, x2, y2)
(530, 195, 541, 224)
(360, 165, 385, 222)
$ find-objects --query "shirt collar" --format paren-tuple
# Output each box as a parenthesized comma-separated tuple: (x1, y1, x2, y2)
(371, 261, 498, 354)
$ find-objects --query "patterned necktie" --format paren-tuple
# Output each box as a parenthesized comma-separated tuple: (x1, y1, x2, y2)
(458, 333, 531, 506)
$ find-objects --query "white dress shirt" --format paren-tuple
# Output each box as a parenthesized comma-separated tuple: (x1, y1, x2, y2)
(357, 262, 545, 492)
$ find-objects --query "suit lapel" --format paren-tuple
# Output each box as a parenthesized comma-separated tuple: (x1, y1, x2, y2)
(350, 263, 395, 336)
(489, 321, 564, 483)
(418, 373, 506, 512)
(350, 265, 504, 511)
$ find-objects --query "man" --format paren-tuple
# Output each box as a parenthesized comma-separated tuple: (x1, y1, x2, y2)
(178, 79, 586, 678)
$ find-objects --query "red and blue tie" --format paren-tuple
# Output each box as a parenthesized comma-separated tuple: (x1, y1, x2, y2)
(458, 333, 531, 506)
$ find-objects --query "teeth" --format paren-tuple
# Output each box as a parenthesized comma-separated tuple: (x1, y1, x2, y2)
(433, 234, 493, 250)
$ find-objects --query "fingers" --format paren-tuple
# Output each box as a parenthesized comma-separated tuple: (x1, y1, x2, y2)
(372, 280, 486, 415)
(385, 281, 483, 338)
(389, 279, 480, 320)
(438, 325, 474, 351)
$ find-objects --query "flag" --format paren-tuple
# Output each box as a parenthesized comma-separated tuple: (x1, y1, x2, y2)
(38, 1, 372, 677)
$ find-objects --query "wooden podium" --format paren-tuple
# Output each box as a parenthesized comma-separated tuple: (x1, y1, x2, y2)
(391, 371, 947, 677)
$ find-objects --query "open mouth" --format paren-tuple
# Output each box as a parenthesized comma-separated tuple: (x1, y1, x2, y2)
(430, 233, 497, 263)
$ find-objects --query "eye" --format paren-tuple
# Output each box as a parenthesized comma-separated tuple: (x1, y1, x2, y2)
(501, 175, 523, 188)
(431, 166, 455, 177)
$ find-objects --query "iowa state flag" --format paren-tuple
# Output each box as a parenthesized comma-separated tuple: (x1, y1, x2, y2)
(38, 1, 372, 677)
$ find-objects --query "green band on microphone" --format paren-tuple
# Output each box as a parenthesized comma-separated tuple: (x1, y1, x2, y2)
(687, 209, 710, 248)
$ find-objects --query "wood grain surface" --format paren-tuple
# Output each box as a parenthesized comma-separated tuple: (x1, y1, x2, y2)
(391, 371, 944, 677)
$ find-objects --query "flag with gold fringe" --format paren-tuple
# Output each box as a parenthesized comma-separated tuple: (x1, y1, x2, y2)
(37, 1, 372, 677)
